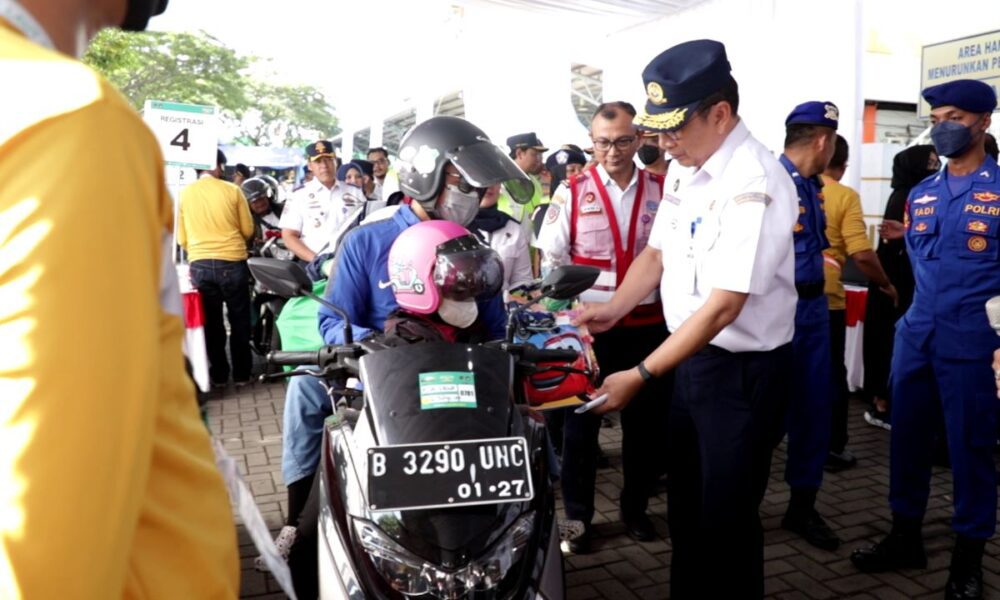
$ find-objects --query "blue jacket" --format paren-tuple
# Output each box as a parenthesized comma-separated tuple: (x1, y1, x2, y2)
(780, 154, 829, 285)
(901, 156, 1000, 360)
(318, 204, 507, 344)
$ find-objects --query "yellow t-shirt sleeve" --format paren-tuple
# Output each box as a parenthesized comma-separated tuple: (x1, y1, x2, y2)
(841, 190, 873, 256)
(0, 88, 237, 597)
(176, 188, 189, 249)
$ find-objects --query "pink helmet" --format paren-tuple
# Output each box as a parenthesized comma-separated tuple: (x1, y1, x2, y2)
(387, 220, 504, 314)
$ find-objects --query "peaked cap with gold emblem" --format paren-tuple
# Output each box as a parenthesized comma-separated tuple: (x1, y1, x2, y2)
(635, 39, 733, 133)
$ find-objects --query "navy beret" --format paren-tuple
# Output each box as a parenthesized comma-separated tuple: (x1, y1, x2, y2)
(507, 132, 548, 152)
(305, 140, 336, 161)
(922, 79, 997, 114)
(785, 101, 840, 130)
(635, 39, 732, 132)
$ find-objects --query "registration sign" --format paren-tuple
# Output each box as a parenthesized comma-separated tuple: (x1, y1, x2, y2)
(143, 100, 220, 169)
(367, 437, 534, 512)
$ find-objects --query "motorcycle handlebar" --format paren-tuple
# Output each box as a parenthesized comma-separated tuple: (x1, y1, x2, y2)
(519, 346, 579, 363)
(267, 350, 319, 366)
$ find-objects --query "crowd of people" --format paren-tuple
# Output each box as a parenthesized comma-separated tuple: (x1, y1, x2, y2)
(4, 1, 1000, 599)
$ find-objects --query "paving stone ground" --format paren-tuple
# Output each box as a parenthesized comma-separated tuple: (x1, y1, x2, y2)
(205, 381, 1000, 599)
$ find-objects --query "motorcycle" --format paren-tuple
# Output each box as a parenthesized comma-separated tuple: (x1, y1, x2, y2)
(247, 257, 598, 600)
(250, 235, 294, 362)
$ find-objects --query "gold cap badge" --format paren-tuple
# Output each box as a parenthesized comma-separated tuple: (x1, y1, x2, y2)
(646, 81, 667, 106)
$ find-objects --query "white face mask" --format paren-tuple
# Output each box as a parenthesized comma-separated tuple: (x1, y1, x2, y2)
(437, 184, 481, 226)
(437, 298, 478, 328)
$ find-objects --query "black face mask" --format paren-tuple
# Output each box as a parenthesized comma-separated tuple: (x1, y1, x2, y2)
(637, 144, 661, 166)
(121, 0, 169, 32)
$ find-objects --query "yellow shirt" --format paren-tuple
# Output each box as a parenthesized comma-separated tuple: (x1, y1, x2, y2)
(821, 175, 872, 310)
(177, 176, 253, 262)
(0, 25, 238, 599)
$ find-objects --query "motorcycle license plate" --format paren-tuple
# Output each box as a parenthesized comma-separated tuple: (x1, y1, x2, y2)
(366, 437, 534, 512)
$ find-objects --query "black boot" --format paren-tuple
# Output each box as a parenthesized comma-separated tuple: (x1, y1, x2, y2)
(782, 487, 840, 551)
(851, 513, 926, 572)
(945, 536, 985, 600)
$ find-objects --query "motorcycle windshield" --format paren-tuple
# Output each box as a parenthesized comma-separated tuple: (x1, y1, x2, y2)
(360, 342, 513, 446)
(357, 342, 532, 564)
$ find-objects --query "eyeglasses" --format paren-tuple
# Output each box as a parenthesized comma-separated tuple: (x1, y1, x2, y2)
(445, 171, 477, 194)
(591, 136, 637, 152)
(659, 107, 712, 143)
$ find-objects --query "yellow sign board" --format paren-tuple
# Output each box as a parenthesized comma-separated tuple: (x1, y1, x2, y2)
(920, 30, 1000, 117)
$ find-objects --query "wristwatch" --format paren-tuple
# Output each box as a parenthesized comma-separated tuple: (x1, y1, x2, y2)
(637, 361, 654, 382)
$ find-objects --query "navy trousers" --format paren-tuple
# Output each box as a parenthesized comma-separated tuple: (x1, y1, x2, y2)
(667, 343, 791, 600)
(561, 322, 670, 523)
(785, 295, 832, 490)
(889, 332, 999, 539)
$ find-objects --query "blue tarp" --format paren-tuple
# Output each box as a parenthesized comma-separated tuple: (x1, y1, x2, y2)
(220, 144, 305, 168)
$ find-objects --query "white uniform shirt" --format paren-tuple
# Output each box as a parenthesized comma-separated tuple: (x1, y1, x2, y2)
(374, 170, 400, 202)
(649, 119, 797, 352)
(259, 212, 280, 230)
(478, 219, 533, 292)
(536, 164, 641, 273)
(278, 178, 364, 253)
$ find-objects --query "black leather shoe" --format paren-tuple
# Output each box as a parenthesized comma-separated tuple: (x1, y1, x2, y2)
(850, 533, 927, 572)
(621, 511, 656, 542)
(782, 509, 841, 551)
(946, 566, 983, 600)
(945, 536, 985, 600)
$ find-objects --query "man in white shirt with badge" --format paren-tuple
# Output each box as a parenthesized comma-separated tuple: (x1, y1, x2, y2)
(537, 100, 669, 553)
(280, 140, 360, 262)
(576, 39, 798, 599)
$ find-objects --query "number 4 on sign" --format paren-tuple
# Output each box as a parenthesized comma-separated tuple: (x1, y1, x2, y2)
(171, 128, 191, 151)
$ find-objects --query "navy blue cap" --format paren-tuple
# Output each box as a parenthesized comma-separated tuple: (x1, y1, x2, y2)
(545, 148, 587, 171)
(635, 39, 732, 132)
(506, 132, 548, 152)
(922, 79, 997, 114)
(305, 140, 336, 161)
(785, 101, 840, 130)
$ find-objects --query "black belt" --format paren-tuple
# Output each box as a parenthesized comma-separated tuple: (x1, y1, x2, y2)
(796, 281, 825, 299)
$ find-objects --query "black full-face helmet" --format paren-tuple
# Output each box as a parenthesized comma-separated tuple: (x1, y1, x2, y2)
(396, 116, 534, 213)
(241, 176, 277, 204)
(121, 0, 169, 32)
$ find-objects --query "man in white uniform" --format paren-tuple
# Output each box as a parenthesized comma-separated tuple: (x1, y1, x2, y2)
(577, 39, 798, 599)
(280, 140, 360, 261)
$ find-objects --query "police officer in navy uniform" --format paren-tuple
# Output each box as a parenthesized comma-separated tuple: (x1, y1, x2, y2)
(577, 39, 798, 598)
(851, 79, 999, 600)
(777, 101, 842, 550)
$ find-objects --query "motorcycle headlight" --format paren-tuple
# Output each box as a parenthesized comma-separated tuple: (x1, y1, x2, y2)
(354, 511, 536, 598)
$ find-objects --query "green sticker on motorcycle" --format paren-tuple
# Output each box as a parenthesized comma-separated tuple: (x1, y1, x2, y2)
(419, 372, 477, 409)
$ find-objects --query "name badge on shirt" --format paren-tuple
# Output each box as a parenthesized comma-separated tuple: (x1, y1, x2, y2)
(580, 192, 602, 215)
(676, 251, 697, 295)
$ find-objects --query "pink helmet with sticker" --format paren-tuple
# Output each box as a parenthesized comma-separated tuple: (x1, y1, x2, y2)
(387, 220, 505, 314)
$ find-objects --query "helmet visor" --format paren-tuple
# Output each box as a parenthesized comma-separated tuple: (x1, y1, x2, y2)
(433, 235, 504, 301)
(447, 141, 535, 204)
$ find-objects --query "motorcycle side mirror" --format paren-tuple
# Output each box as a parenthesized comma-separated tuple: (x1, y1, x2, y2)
(247, 257, 355, 344)
(248, 257, 312, 297)
(538, 265, 600, 301)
